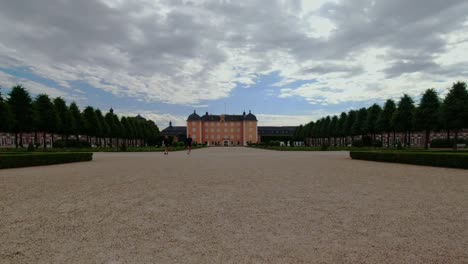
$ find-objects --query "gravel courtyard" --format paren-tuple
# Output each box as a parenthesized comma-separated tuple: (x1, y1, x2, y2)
(0, 147, 466, 263)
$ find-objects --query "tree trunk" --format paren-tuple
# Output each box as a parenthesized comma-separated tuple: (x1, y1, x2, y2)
(34, 131, 38, 148)
(43, 131, 47, 149)
(425, 129, 430, 150)
(15, 132, 18, 148)
(19, 132, 23, 148)
(454, 130, 458, 150)
(392, 131, 396, 147)
(447, 130, 450, 141)
(51, 133, 54, 147)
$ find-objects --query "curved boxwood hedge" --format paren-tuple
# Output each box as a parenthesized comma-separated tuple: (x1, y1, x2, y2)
(0, 152, 93, 169)
(350, 151, 468, 169)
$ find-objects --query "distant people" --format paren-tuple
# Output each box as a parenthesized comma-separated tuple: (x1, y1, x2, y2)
(185, 135, 193, 154)
(163, 136, 170, 155)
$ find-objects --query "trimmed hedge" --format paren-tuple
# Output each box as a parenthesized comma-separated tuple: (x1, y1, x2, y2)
(0, 152, 93, 169)
(350, 151, 468, 169)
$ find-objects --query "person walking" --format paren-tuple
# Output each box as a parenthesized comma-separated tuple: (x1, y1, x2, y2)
(163, 136, 170, 155)
(185, 135, 193, 154)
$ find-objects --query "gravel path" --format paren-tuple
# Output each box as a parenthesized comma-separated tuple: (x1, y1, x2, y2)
(0, 147, 467, 263)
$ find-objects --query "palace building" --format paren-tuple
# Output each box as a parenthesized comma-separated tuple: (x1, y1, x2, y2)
(186, 110, 258, 146)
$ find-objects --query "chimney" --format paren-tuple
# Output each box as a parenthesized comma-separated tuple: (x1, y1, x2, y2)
(169, 121, 172, 127)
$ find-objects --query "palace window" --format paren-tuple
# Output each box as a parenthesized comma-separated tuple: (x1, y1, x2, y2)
(192, 127, 196, 132)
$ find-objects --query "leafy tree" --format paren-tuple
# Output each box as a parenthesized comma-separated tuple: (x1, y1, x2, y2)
(0, 88, 14, 133)
(34, 94, 59, 149)
(329, 115, 339, 146)
(7, 85, 33, 148)
(344, 110, 357, 144)
(377, 99, 396, 147)
(53, 97, 73, 142)
(112, 112, 122, 147)
(414, 89, 440, 149)
(120, 116, 130, 146)
(337, 112, 347, 146)
(392, 94, 415, 147)
(82, 106, 99, 144)
(69, 102, 82, 140)
(441, 81, 468, 149)
(95, 109, 108, 147)
(366, 103, 382, 142)
(105, 109, 117, 147)
(352, 108, 368, 140)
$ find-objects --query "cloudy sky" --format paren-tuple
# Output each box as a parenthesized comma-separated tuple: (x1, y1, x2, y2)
(1, 0, 467, 128)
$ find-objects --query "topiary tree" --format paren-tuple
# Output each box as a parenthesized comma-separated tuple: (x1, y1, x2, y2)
(344, 110, 357, 145)
(7, 85, 33, 148)
(0, 88, 14, 135)
(336, 112, 347, 146)
(352, 108, 368, 143)
(69, 102, 83, 141)
(377, 99, 396, 147)
(82, 106, 98, 144)
(54, 97, 74, 143)
(366, 103, 382, 143)
(414, 89, 440, 149)
(94, 109, 108, 147)
(441, 81, 468, 150)
(34, 94, 59, 149)
(392, 94, 415, 147)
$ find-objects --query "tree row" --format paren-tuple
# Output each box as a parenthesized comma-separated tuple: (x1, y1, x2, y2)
(0, 85, 160, 148)
(294, 81, 468, 149)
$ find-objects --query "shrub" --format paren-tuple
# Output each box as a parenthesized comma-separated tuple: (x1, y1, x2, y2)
(268, 140, 281, 147)
(430, 138, 467, 148)
(0, 152, 93, 169)
(320, 143, 329, 151)
(173, 141, 185, 147)
(120, 143, 127, 151)
(350, 151, 468, 169)
(397, 142, 403, 150)
(27, 143, 35, 152)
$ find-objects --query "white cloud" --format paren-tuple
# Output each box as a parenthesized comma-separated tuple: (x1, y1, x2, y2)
(0, 0, 467, 108)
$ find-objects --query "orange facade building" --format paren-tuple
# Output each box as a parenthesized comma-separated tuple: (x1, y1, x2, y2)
(186, 111, 258, 146)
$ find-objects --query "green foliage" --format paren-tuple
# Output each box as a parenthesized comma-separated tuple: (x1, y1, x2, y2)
(377, 99, 396, 133)
(430, 138, 466, 148)
(69, 102, 83, 136)
(34, 94, 59, 134)
(0, 152, 93, 169)
(320, 143, 329, 151)
(27, 142, 35, 152)
(268, 140, 281, 147)
(173, 141, 185, 147)
(352, 108, 367, 136)
(54, 97, 73, 136)
(392, 94, 415, 133)
(350, 151, 468, 169)
(7, 85, 33, 134)
(366, 104, 382, 134)
(415, 89, 440, 131)
(83, 106, 99, 138)
(0, 88, 14, 132)
(441, 82, 468, 132)
(120, 143, 127, 151)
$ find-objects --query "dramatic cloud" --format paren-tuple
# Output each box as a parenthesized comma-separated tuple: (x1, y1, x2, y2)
(0, 0, 467, 111)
